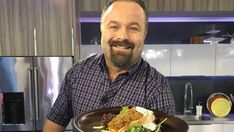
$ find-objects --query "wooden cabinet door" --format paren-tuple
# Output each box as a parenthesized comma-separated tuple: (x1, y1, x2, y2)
(35, 0, 75, 56)
(0, 0, 35, 56)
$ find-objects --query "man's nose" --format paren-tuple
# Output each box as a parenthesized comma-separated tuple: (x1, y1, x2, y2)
(116, 28, 129, 41)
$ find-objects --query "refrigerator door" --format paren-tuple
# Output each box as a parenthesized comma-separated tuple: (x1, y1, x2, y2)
(0, 57, 35, 131)
(32, 57, 73, 130)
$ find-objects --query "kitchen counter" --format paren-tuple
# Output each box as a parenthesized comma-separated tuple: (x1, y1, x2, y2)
(176, 114, 234, 125)
(187, 118, 234, 125)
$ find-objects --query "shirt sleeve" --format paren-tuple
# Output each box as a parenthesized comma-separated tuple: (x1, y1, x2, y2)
(147, 74, 175, 115)
(46, 73, 73, 127)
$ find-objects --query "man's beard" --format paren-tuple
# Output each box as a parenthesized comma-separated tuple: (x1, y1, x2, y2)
(109, 39, 135, 68)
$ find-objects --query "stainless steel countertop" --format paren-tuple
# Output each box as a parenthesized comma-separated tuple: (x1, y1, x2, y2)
(186, 118, 234, 125)
(176, 114, 234, 125)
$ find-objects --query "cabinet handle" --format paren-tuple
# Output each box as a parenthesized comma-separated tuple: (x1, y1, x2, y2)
(34, 28, 37, 56)
(71, 28, 74, 56)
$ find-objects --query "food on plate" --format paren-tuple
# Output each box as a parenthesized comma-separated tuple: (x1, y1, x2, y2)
(93, 106, 167, 132)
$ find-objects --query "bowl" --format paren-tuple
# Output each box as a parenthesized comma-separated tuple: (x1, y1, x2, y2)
(72, 107, 188, 132)
(207, 93, 232, 118)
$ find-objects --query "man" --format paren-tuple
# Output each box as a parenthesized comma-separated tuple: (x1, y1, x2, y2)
(43, 0, 175, 131)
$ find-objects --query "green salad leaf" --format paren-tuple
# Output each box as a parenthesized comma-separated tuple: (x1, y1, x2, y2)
(119, 106, 129, 115)
(126, 124, 151, 132)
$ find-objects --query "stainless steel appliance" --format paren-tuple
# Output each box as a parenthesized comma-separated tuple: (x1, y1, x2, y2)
(0, 57, 73, 131)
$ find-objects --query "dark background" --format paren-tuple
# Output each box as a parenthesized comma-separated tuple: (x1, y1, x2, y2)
(80, 22, 234, 44)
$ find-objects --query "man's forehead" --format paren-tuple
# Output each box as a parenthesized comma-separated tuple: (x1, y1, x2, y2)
(103, 1, 144, 17)
(101, 0, 148, 31)
(105, 0, 145, 10)
(107, 0, 141, 9)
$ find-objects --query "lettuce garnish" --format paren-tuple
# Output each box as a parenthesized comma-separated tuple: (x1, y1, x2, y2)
(119, 106, 129, 115)
(126, 124, 151, 132)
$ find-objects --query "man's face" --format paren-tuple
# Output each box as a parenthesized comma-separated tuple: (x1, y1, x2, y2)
(101, 1, 147, 68)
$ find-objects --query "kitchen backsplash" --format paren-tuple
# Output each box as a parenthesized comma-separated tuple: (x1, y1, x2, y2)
(168, 76, 234, 114)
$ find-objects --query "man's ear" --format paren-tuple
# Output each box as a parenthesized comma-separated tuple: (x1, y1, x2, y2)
(144, 30, 148, 39)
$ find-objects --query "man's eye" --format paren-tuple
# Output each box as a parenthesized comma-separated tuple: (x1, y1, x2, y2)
(129, 27, 140, 32)
(109, 25, 118, 29)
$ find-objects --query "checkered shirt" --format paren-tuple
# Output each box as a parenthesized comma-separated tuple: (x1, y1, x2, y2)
(47, 53, 175, 127)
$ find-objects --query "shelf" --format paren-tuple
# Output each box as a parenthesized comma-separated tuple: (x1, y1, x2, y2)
(79, 11, 234, 23)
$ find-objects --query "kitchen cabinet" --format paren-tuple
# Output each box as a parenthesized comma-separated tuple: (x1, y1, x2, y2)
(142, 45, 171, 76)
(80, 44, 234, 76)
(188, 124, 222, 132)
(215, 44, 234, 76)
(223, 124, 234, 132)
(34, 0, 75, 56)
(170, 45, 216, 76)
(0, 0, 76, 56)
(189, 123, 234, 132)
(0, 0, 35, 56)
(0, 42, 2, 55)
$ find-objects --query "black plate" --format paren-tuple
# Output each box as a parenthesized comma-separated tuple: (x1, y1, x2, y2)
(73, 107, 188, 132)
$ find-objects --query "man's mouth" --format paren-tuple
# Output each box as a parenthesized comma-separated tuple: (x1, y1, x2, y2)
(112, 44, 132, 49)
(110, 40, 134, 50)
